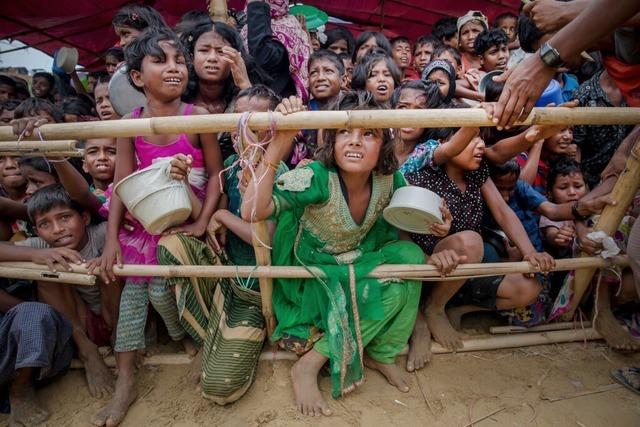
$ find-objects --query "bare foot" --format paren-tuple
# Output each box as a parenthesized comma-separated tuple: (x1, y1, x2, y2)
(9, 384, 49, 427)
(182, 336, 198, 357)
(364, 355, 411, 392)
(91, 373, 137, 427)
(446, 305, 476, 331)
(595, 309, 640, 352)
(84, 352, 115, 398)
(188, 350, 203, 388)
(426, 308, 463, 351)
(406, 311, 431, 372)
(291, 351, 332, 417)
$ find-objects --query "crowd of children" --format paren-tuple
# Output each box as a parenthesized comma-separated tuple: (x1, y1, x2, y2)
(1, 1, 639, 425)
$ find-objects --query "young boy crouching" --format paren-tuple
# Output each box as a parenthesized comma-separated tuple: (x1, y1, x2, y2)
(0, 184, 120, 398)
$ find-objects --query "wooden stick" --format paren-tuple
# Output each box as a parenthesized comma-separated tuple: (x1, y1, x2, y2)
(489, 321, 592, 334)
(208, 0, 228, 22)
(0, 265, 95, 286)
(0, 108, 637, 141)
(1, 256, 628, 281)
(0, 140, 77, 150)
(0, 150, 83, 157)
(541, 383, 622, 402)
(463, 407, 507, 427)
(567, 136, 640, 317)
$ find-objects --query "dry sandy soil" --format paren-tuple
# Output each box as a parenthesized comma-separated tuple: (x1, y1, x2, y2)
(2, 336, 640, 427)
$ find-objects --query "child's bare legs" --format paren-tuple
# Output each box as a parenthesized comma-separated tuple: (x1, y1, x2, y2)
(291, 349, 332, 417)
(446, 274, 541, 329)
(99, 278, 123, 346)
(426, 231, 484, 350)
(9, 367, 49, 426)
(92, 351, 137, 427)
(406, 309, 431, 372)
(594, 270, 640, 351)
(37, 281, 114, 397)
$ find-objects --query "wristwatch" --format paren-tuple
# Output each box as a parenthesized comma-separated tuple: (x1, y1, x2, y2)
(539, 42, 564, 68)
(572, 202, 588, 221)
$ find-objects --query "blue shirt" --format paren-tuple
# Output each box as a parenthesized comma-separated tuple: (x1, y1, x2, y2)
(560, 73, 579, 102)
(508, 180, 547, 251)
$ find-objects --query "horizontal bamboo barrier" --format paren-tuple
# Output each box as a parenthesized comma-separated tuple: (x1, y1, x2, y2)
(0, 256, 628, 283)
(0, 140, 78, 151)
(0, 265, 95, 286)
(69, 327, 602, 368)
(0, 108, 638, 141)
(489, 321, 591, 334)
(0, 150, 83, 157)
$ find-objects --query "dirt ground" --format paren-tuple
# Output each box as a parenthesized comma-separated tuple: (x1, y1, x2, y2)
(1, 337, 640, 427)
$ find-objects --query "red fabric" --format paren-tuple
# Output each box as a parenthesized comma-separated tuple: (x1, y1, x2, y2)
(0, 1, 519, 70)
(85, 307, 112, 348)
(603, 55, 640, 107)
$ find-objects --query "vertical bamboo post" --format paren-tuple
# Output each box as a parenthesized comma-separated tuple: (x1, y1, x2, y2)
(566, 136, 640, 317)
(208, 0, 228, 23)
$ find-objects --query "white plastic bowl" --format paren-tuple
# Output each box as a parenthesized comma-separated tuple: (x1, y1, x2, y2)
(56, 47, 78, 74)
(114, 163, 192, 235)
(383, 186, 443, 234)
(108, 64, 147, 116)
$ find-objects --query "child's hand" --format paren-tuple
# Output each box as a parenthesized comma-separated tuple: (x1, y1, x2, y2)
(577, 235, 602, 256)
(480, 102, 497, 121)
(554, 225, 575, 248)
(523, 251, 555, 274)
(576, 195, 617, 217)
(98, 238, 122, 283)
(11, 116, 51, 137)
(220, 46, 251, 90)
(524, 100, 579, 142)
(430, 201, 452, 237)
(170, 154, 193, 181)
(31, 247, 84, 272)
(428, 249, 467, 276)
(206, 211, 227, 254)
(275, 96, 306, 115)
(164, 221, 207, 238)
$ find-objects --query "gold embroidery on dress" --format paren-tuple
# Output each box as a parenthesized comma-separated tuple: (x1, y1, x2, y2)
(300, 171, 394, 255)
(276, 167, 314, 192)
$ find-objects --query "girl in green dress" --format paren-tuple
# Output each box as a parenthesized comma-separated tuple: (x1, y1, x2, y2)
(242, 91, 448, 416)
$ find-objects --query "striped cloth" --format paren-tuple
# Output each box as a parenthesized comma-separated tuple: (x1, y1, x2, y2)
(157, 234, 266, 405)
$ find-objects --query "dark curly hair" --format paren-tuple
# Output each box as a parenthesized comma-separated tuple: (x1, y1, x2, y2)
(351, 53, 401, 94)
(547, 158, 585, 193)
(315, 91, 398, 175)
(474, 29, 509, 56)
(14, 97, 64, 123)
(322, 27, 355, 56)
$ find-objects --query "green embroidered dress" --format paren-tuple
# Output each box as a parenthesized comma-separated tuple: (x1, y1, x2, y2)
(271, 161, 424, 398)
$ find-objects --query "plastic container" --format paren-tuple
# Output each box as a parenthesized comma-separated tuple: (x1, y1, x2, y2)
(114, 158, 192, 235)
(535, 79, 564, 107)
(383, 186, 443, 234)
(108, 63, 147, 116)
(55, 47, 78, 74)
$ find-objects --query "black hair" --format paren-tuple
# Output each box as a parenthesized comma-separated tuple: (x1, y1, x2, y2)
(351, 53, 401, 93)
(432, 17, 458, 42)
(414, 35, 441, 51)
(0, 75, 17, 91)
(26, 183, 84, 223)
(484, 78, 505, 103)
(494, 12, 518, 28)
(338, 52, 352, 64)
(432, 45, 462, 68)
(112, 4, 168, 31)
(0, 99, 20, 113)
(547, 158, 585, 193)
(322, 27, 355, 56)
(180, 21, 271, 104)
(489, 159, 521, 179)
(353, 31, 392, 62)
(421, 59, 457, 103)
(61, 95, 95, 118)
(18, 157, 59, 182)
(96, 74, 112, 85)
(104, 47, 125, 62)
(474, 29, 509, 56)
(309, 49, 345, 76)
(125, 28, 190, 94)
(316, 91, 397, 175)
(517, 14, 544, 53)
(14, 97, 64, 123)
(88, 71, 109, 81)
(12, 77, 30, 99)
(174, 10, 212, 35)
(391, 79, 444, 109)
(390, 36, 410, 47)
(234, 84, 281, 111)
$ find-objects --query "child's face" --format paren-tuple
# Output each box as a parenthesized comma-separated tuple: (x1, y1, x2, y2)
(413, 42, 434, 72)
(309, 58, 342, 102)
(334, 127, 383, 174)
(450, 133, 485, 171)
(492, 172, 518, 203)
(481, 43, 509, 72)
(327, 39, 349, 55)
(232, 95, 272, 144)
(131, 41, 188, 99)
(342, 58, 353, 90)
(366, 60, 394, 103)
(34, 205, 90, 250)
(427, 69, 450, 99)
(0, 156, 26, 191)
(443, 35, 459, 49)
(392, 41, 412, 70)
(545, 127, 574, 155)
(395, 88, 427, 143)
(32, 77, 52, 98)
(94, 83, 119, 121)
(114, 26, 141, 47)
(20, 165, 57, 199)
(433, 53, 461, 77)
(105, 54, 120, 76)
(310, 33, 321, 51)
(355, 37, 378, 62)
(0, 83, 16, 102)
(87, 76, 98, 94)
(0, 108, 14, 125)
(498, 17, 518, 42)
(459, 21, 485, 54)
(551, 172, 587, 203)
(193, 31, 232, 84)
(83, 139, 117, 185)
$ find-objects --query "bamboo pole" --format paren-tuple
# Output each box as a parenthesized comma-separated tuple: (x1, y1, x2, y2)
(208, 0, 228, 22)
(0, 140, 77, 150)
(0, 150, 83, 157)
(1, 256, 628, 282)
(566, 136, 640, 317)
(0, 265, 95, 286)
(489, 321, 591, 334)
(0, 108, 637, 141)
